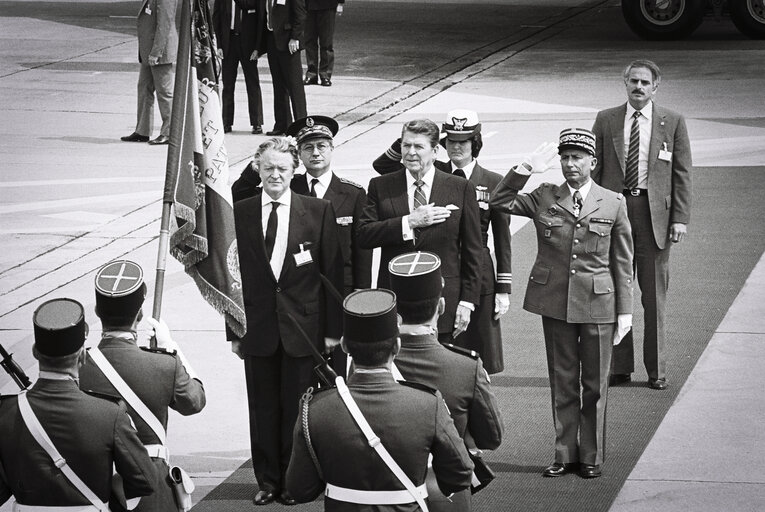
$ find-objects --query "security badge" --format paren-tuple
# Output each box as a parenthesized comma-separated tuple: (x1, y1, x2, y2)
(336, 216, 353, 226)
(294, 243, 313, 267)
(475, 186, 490, 210)
(658, 142, 672, 162)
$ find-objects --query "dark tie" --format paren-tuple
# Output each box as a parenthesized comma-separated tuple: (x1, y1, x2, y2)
(413, 180, 426, 210)
(309, 178, 319, 197)
(453, 168, 466, 178)
(625, 111, 641, 190)
(233, 5, 241, 33)
(264, 201, 279, 260)
(573, 190, 583, 217)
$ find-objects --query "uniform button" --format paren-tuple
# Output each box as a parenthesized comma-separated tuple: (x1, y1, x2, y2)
(530, 276, 534, 280)
(572, 254, 578, 259)
(576, 224, 581, 228)
(548, 221, 552, 226)
(570, 269, 576, 274)
(574, 239, 580, 244)
(607, 287, 612, 292)
(276, 287, 281, 293)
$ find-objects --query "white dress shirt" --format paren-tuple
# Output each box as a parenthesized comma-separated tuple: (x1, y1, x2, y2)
(261, 190, 291, 279)
(567, 178, 592, 205)
(624, 101, 653, 189)
(451, 158, 477, 180)
(401, 166, 436, 241)
(307, 171, 333, 199)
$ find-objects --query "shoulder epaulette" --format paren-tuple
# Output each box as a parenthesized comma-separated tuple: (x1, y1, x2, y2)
(616, 192, 624, 200)
(443, 343, 479, 360)
(339, 177, 363, 189)
(397, 380, 437, 395)
(82, 389, 123, 403)
(140, 346, 177, 356)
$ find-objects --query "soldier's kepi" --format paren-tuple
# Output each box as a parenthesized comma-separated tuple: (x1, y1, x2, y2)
(95, 260, 146, 324)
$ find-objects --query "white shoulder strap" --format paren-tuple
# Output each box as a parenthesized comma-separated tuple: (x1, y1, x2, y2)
(88, 348, 166, 446)
(390, 362, 404, 381)
(334, 377, 429, 512)
(17, 392, 109, 511)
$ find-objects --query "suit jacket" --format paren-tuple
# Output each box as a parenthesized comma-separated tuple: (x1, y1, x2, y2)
(592, 103, 692, 250)
(230, 191, 343, 357)
(491, 171, 634, 324)
(358, 169, 483, 334)
(137, 0, 181, 65)
(306, 0, 343, 10)
(0, 379, 155, 507)
(285, 372, 473, 510)
(213, 0, 261, 56)
(254, 0, 307, 52)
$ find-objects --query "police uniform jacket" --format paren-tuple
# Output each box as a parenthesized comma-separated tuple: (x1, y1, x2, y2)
(0, 378, 155, 507)
(358, 170, 483, 335)
(490, 170, 633, 323)
(285, 371, 474, 510)
(137, 0, 181, 65)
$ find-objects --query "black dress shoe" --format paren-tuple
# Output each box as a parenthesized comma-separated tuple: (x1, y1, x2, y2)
(252, 126, 263, 134)
(266, 130, 285, 136)
(542, 462, 578, 477)
(648, 378, 668, 390)
(579, 464, 602, 478)
(253, 489, 278, 506)
(224, 125, 232, 133)
(609, 373, 631, 386)
(304, 75, 318, 85)
(120, 132, 149, 142)
(148, 135, 169, 145)
(320, 77, 332, 87)
(278, 491, 297, 506)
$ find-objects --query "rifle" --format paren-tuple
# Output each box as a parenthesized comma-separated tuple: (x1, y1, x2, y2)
(0, 343, 32, 390)
(285, 312, 338, 387)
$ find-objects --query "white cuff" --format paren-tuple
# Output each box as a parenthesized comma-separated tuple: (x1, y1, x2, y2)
(458, 301, 475, 312)
(402, 215, 415, 241)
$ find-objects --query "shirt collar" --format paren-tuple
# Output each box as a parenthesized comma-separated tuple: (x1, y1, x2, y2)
(626, 100, 653, 121)
(406, 165, 436, 189)
(452, 158, 477, 179)
(261, 188, 292, 208)
(307, 171, 333, 189)
(568, 178, 593, 202)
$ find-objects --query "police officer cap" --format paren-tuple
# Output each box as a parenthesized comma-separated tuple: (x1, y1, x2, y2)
(442, 109, 481, 141)
(33, 298, 87, 357)
(286, 115, 339, 145)
(343, 289, 398, 343)
(558, 128, 596, 156)
(94, 260, 146, 319)
(388, 252, 442, 302)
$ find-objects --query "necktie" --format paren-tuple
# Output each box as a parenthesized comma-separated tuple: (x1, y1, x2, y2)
(264, 202, 279, 260)
(453, 168, 466, 178)
(266, 0, 273, 31)
(309, 178, 319, 198)
(573, 190, 583, 218)
(625, 111, 641, 190)
(233, 4, 241, 33)
(413, 180, 426, 210)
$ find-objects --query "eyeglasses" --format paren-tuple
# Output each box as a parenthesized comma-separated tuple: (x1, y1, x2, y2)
(301, 142, 332, 153)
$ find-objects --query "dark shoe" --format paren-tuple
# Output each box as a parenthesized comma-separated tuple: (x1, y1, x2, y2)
(120, 132, 149, 142)
(148, 135, 169, 145)
(609, 373, 632, 386)
(320, 77, 332, 87)
(303, 75, 318, 85)
(542, 462, 578, 477)
(224, 125, 232, 133)
(253, 489, 278, 506)
(266, 130, 285, 136)
(579, 464, 602, 478)
(648, 378, 668, 390)
(278, 491, 297, 506)
(252, 125, 263, 134)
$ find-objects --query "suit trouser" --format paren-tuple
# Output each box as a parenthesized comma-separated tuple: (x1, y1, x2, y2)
(221, 32, 264, 128)
(244, 345, 315, 491)
(266, 33, 307, 132)
(612, 194, 670, 380)
(304, 8, 336, 79)
(135, 62, 174, 137)
(542, 317, 613, 465)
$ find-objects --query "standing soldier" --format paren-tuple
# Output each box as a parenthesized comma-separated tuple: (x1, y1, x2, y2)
(0, 298, 156, 509)
(386, 251, 503, 511)
(286, 289, 474, 510)
(372, 110, 512, 373)
(79, 260, 206, 511)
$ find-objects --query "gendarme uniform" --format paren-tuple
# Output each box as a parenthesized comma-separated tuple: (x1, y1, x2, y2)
(0, 298, 155, 510)
(286, 289, 473, 511)
(78, 260, 206, 512)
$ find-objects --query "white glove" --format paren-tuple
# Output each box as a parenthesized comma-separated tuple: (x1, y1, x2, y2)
(493, 293, 509, 320)
(146, 317, 178, 352)
(522, 142, 559, 174)
(613, 314, 632, 346)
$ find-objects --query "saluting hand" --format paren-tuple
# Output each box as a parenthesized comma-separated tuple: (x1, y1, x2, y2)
(523, 142, 559, 174)
(408, 204, 451, 229)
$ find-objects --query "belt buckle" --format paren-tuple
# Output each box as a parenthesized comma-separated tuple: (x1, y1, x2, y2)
(630, 189, 641, 197)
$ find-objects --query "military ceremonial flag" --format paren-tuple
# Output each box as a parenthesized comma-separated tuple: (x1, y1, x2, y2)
(157, 0, 246, 337)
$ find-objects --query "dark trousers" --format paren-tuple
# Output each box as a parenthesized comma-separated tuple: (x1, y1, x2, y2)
(244, 345, 315, 491)
(304, 8, 337, 80)
(542, 317, 613, 466)
(612, 194, 670, 380)
(221, 32, 264, 128)
(452, 291, 504, 374)
(266, 32, 307, 133)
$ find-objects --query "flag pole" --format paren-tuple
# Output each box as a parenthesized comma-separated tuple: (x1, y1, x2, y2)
(151, 202, 173, 346)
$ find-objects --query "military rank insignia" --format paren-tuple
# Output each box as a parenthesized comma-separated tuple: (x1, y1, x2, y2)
(476, 186, 490, 210)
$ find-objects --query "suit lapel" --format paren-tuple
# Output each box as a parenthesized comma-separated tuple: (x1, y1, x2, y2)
(579, 185, 601, 219)
(291, 173, 309, 195)
(649, 104, 666, 169)
(555, 185, 577, 217)
(325, 173, 348, 211)
(611, 104, 628, 173)
(281, 192, 306, 282)
(389, 171, 410, 217)
(429, 169, 447, 205)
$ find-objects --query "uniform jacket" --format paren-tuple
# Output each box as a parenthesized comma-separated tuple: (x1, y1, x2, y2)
(306, 0, 343, 11)
(490, 171, 634, 324)
(231, 169, 372, 293)
(137, 0, 181, 65)
(592, 103, 692, 250)
(0, 379, 155, 507)
(229, 191, 344, 356)
(285, 372, 473, 510)
(213, 0, 261, 57)
(253, 0, 307, 53)
(358, 169, 483, 334)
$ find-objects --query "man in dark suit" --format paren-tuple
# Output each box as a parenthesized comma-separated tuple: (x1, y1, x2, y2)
(0, 298, 156, 509)
(228, 137, 343, 505)
(302, 0, 344, 87)
(592, 59, 692, 390)
(213, 0, 264, 134)
(358, 118, 483, 344)
(286, 288, 474, 509)
(372, 110, 512, 373)
(121, 0, 181, 145)
(490, 129, 634, 478)
(79, 260, 206, 512)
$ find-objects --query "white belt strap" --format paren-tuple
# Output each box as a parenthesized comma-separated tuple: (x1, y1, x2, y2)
(13, 504, 105, 512)
(88, 348, 166, 446)
(325, 483, 428, 505)
(144, 444, 169, 461)
(16, 392, 109, 512)
(334, 377, 429, 512)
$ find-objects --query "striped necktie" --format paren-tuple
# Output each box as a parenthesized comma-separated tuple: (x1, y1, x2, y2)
(573, 190, 583, 218)
(413, 180, 426, 210)
(625, 110, 641, 190)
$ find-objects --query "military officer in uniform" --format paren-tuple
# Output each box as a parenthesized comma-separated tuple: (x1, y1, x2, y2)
(79, 260, 206, 511)
(490, 129, 634, 478)
(386, 251, 503, 511)
(286, 289, 474, 510)
(0, 298, 156, 509)
(372, 110, 512, 373)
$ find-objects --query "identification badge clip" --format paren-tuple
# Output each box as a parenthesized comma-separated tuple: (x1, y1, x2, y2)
(294, 243, 313, 267)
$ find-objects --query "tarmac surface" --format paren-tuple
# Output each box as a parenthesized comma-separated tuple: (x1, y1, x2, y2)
(1, 0, 764, 510)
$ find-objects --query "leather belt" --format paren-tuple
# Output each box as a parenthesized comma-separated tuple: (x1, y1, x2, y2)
(623, 188, 647, 196)
(13, 505, 107, 511)
(145, 444, 169, 461)
(325, 483, 428, 505)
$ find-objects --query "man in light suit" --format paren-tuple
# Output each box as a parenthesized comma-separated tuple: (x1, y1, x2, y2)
(490, 129, 634, 478)
(228, 137, 343, 506)
(358, 118, 483, 344)
(121, 0, 181, 145)
(592, 60, 692, 390)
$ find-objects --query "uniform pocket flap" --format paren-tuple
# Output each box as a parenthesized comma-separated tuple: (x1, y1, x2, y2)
(529, 265, 550, 285)
(537, 214, 564, 227)
(304, 300, 320, 314)
(588, 223, 612, 237)
(593, 274, 615, 294)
